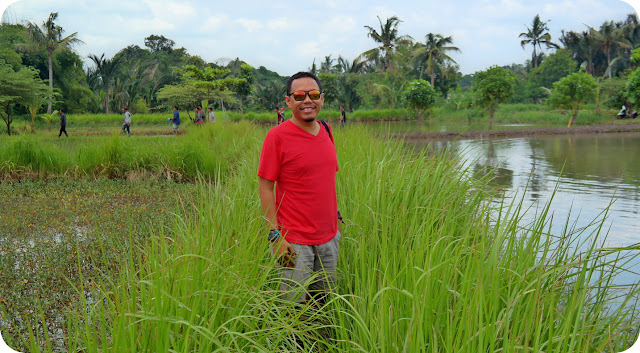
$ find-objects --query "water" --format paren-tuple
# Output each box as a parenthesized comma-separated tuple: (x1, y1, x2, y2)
(362, 121, 640, 291)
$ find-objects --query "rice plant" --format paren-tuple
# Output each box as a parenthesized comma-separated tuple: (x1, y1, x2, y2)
(9, 126, 632, 352)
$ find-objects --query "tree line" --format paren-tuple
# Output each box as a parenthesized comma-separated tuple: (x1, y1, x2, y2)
(2, 11, 640, 134)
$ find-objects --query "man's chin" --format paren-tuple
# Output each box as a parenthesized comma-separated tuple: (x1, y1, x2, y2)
(303, 117, 317, 123)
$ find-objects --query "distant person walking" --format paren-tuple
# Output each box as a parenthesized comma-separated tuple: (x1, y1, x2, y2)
(122, 107, 131, 136)
(195, 106, 205, 125)
(57, 109, 68, 137)
(339, 106, 346, 129)
(208, 107, 216, 123)
(275, 108, 285, 125)
(169, 106, 181, 136)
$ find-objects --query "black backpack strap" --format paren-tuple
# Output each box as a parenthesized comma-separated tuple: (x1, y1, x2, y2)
(319, 120, 333, 143)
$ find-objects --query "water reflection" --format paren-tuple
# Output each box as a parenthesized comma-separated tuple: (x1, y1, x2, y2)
(403, 132, 640, 247)
(402, 130, 640, 293)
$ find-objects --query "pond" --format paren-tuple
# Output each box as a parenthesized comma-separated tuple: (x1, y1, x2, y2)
(361, 121, 640, 288)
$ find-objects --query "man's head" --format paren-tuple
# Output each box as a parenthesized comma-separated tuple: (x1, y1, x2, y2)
(340, 106, 344, 111)
(174, 106, 178, 111)
(59, 109, 64, 113)
(208, 107, 212, 112)
(285, 72, 324, 123)
(122, 107, 128, 111)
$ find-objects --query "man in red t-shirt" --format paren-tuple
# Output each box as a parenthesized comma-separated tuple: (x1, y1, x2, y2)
(258, 72, 340, 304)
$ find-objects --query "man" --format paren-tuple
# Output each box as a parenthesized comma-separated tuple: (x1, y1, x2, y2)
(195, 106, 204, 125)
(122, 107, 131, 136)
(339, 105, 346, 129)
(169, 106, 181, 136)
(275, 108, 285, 125)
(258, 72, 340, 305)
(208, 107, 216, 123)
(57, 109, 68, 137)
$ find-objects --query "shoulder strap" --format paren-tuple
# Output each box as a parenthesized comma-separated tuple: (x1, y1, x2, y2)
(319, 120, 333, 143)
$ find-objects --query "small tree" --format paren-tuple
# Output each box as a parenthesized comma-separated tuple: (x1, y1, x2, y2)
(472, 66, 516, 129)
(0, 62, 51, 135)
(625, 68, 640, 112)
(234, 64, 255, 113)
(402, 79, 437, 127)
(156, 65, 243, 119)
(548, 72, 597, 127)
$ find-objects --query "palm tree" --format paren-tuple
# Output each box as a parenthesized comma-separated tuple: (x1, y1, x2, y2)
(588, 21, 631, 78)
(519, 15, 558, 68)
(335, 55, 367, 75)
(87, 53, 121, 114)
(320, 55, 335, 74)
(15, 12, 83, 114)
(560, 30, 600, 76)
(359, 16, 413, 72)
(413, 33, 460, 86)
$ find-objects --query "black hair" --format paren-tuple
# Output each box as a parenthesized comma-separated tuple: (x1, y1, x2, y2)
(174, 105, 178, 110)
(286, 72, 322, 96)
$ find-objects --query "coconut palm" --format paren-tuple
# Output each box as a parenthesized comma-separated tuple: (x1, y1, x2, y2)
(519, 15, 558, 68)
(359, 16, 413, 72)
(87, 53, 121, 114)
(413, 33, 460, 86)
(588, 21, 631, 78)
(560, 30, 600, 76)
(15, 12, 83, 114)
(335, 55, 367, 75)
(320, 55, 336, 74)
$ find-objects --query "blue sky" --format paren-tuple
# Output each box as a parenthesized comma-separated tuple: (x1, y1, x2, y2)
(1, 0, 638, 76)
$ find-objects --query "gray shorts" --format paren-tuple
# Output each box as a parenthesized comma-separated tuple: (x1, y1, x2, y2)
(172, 123, 179, 131)
(279, 231, 341, 303)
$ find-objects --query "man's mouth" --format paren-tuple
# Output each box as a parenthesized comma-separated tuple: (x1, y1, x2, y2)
(300, 106, 315, 112)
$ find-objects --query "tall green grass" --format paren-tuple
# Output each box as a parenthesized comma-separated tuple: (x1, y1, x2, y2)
(17, 125, 638, 352)
(0, 122, 261, 181)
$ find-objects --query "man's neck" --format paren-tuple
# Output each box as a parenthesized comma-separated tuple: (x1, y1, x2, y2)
(291, 117, 319, 135)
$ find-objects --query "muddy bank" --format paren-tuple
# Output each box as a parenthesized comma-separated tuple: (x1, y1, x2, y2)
(388, 123, 640, 140)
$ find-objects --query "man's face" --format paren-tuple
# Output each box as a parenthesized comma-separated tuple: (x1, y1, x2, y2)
(285, 77, 324, 123)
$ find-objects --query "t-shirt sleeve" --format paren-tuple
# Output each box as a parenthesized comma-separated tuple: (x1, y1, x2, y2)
(257, 131, 281, 181)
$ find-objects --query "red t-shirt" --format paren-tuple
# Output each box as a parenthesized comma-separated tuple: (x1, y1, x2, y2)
(258, 120, 338, 245)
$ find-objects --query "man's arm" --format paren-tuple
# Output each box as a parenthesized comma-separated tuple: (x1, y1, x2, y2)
(258, 177, 296, 267)
(258, 177, 278, 229)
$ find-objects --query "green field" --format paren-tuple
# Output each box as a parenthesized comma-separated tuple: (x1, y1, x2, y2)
(2, 103, 628, 137)
(0, 122, 638, 352)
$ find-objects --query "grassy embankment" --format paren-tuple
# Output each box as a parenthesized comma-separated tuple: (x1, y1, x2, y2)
(2, 103, 630, 136)
(1, 122, 638, 352)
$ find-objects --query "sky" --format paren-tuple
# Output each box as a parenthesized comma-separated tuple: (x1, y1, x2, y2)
(1, 0, 639, 77)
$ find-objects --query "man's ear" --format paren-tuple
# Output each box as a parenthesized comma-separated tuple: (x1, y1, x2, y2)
(284, 96, 292, 109)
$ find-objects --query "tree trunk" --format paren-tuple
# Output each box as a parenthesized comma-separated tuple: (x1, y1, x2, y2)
(47, 50, 53, 114)
(488, 106, 495, 130)
(568, 103, 579, 127)
(6, 110, 11, 136)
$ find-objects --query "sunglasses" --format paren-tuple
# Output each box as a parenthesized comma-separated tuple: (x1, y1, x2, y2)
(288, 90, 322, 101)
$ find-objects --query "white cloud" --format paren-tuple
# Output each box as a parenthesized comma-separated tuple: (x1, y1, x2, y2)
(266, 17, 288, 31)
(141, 0, 196, 22)
(235, 18, 263, 33)
(3, 0, 638, 77)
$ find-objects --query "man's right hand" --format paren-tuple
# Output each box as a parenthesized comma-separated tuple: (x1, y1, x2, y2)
(272, 237, 296, 267)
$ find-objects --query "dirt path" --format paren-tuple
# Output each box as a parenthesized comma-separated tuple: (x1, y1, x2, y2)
(389, 123, 640, 140)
